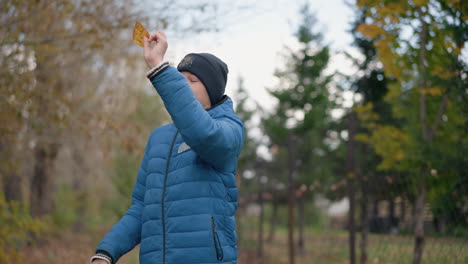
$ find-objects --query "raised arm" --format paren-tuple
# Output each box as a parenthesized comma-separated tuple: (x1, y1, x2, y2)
(143, 31, 244, 171)
(150, 66, 244, 171)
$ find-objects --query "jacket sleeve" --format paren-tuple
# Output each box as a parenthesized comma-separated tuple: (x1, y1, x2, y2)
(150, 66, 244, 171)
(95, 134, 152, 263)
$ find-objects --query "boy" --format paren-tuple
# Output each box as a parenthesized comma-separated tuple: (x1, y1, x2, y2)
(90, 31, 244, 264)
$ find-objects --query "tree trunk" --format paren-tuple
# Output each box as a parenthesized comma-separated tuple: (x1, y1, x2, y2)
(297, 193, 305, 255)
(359, 175, 368, 264)
(29, 52, 60, 218)
(236, 209, 243, 249)
(372, 200, 379, 218)
(1, 141, 22, 203)
(257, 175, 264, 260)
(389, 198, 396, 232)
(236, 171, 244, 249)
(347, 112, 357, 264)
(286, 132, 296, 264)
(3, 172, 22, 202)
(30, 143, 59, 217)
(401, 198, 406, 225)
(268, 198, 279, 242)
(413, 180, 426, 264)
(413, 8, 429, 264)
(72, 147, 87, 232)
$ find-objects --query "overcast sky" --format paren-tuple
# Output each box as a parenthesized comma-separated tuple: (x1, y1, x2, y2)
(163, 0, 357, 111)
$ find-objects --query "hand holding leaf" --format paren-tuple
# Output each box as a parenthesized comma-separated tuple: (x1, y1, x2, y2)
(143, 30, 168, 69)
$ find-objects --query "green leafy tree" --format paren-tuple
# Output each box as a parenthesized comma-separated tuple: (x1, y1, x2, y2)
(355, 1, 467, 263)
(263, 3, 334, 261)
(345, 5, 395, 263)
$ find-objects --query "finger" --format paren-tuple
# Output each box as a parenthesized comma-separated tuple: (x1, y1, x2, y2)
(149, 33, 159, 42)
(143, 36, 151, 53)
(158, 30, 166, 38)
(158, 30, 166, 39)
(155, 32, 166, 44)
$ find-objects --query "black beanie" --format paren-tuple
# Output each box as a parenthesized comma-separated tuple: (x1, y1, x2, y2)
(177, 53, 228, 106)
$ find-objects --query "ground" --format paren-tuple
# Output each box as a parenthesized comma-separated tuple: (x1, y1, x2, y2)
(23, 227, 467, 264)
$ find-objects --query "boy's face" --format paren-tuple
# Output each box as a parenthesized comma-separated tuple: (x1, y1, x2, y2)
(181, 71, 211, 109)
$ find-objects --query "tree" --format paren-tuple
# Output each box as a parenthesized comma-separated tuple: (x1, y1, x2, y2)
(263, 4, 333, 262)
(1, 0, 143, 217)
(344, 4, 395, 263)
(0, 0, 231, 221)
(355, 1, 467, 263)
(233, 76, 260, 250)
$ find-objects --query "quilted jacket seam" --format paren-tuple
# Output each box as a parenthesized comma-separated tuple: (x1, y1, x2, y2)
(165, 196, 227, 205)
(166, 179, 223, 189)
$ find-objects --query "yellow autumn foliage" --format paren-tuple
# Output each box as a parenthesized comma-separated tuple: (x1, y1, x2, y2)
(356, 0, 371, 7)
(0, 194, 48, 264)
(420, 87, 443, 96)
(355, 103, 380, 129)
(386, 3, 406, 15)
(413, 0, 429, 7)
(357, 24, 383, 39)
(371, 126, 409, 170)
(356, 103, 410, 171)
(430, 65, 457, 80)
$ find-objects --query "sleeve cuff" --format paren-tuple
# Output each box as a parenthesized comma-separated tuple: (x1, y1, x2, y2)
(91, 250, 114, 264)
(146, 61, 170, 79)
(90, 255, 111, 264)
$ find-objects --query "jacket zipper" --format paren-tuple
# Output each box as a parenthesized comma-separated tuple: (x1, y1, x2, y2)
(162, 131, 179, 264)
(211, 216, 224, 261)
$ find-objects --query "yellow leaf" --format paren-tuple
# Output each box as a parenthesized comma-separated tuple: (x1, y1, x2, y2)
(357, 0, 374, 8)
(421, 87, 443, 96)
(387, 3, 406, 15)
(430, 65, 456, 80)
(132, 21, 150, 47)
(389, 16, 400, 23)
(413, 0, 429, 7)
(357, 24, 383, 39)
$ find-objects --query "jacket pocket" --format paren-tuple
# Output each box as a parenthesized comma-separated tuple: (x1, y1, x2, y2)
(211, 216, 224, 261)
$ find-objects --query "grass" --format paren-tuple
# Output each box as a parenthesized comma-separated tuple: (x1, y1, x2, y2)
(239, 227, 468, 264)
(21, 224, 467, 264)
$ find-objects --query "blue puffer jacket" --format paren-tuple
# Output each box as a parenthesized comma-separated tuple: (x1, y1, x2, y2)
(96, 66, 244, 264)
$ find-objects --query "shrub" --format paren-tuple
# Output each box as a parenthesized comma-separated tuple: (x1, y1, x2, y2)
(0, 193, 47, 263)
